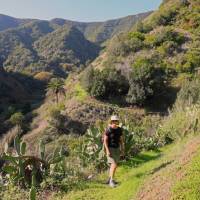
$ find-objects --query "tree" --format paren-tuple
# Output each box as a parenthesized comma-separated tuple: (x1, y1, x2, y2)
(82, 67, 129, 100)
(126, 58, 166, 105)
(47, 78, 66, 104)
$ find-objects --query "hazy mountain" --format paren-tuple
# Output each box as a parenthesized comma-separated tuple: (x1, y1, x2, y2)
(50, 12, 152, 43)
(0, 12, 151, 74)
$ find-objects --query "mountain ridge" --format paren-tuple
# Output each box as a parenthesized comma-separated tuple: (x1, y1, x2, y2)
(0, 11, 151, 74)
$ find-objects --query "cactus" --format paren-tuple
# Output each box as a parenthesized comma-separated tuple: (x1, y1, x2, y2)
(2, 135, 68, 194)
(78, 125, 107, 171)
(29, 186, 36, 200)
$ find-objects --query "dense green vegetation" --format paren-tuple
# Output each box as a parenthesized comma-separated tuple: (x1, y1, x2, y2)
(0, 13, 149, 75)
(81, 60, 166, 106)
(0, 0, 200, 199)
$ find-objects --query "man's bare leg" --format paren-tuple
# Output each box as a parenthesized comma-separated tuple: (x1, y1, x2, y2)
(109, 162, 117, 181)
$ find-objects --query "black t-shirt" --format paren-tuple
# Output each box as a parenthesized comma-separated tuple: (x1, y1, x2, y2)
(105, 126, 122, 148)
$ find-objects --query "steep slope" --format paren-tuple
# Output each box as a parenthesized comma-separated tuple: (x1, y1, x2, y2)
(34, 26, 100, 69)
(0, 68, 28, 101)
(0, 68, 45, 134)
(94, 0, 200, 73)
(85, 0, 200, 110)
(0, 20, 55, 73)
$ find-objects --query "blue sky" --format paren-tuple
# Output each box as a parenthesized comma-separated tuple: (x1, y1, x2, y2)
(0, 0, 162, 22)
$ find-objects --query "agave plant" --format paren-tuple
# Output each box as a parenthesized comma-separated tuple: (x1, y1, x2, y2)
(121, 123, 136, 159)
(79, 124, 107, 171)
(2, 136, 68, 200)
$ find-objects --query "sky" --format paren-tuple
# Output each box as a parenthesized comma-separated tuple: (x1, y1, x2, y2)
(0, 0, 163, 22)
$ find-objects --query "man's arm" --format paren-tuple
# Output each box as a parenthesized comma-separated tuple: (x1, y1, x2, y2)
(104, 135, 110, 156)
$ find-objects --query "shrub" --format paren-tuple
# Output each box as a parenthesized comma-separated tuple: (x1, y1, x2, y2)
(107, 34, 130, 57)
(134, 21, 153, 33)
(9, 112, 25, 128)
(183, 50, 200, 72)
(2, 136, 67, 200)
(126, 37, 144, 53)
(174, 78, 200, 109)
(77, 124, 107, 172)
(82, 67, 129, 101)
(158, 105, 200, 140)
(34, 72, 53, 82)
(80, 66, 95, 92)
(157, 41, 178, 56)
(145, 27, 185, 47)
(90, 72, 107, 99)
(153, 9, 178, 26)
(128, 31, 145, 41)
(158, 78, 200, 140)
(47, 106, 67, 135)
(126, 58, 166, 105)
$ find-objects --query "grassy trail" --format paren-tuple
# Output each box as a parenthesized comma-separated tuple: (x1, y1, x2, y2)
(52, 135, 200, 200)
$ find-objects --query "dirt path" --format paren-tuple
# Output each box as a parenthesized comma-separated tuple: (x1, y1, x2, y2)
(135, 136, 200, 200)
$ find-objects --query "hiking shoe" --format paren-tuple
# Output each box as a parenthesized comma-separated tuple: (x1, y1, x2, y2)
(106, 178, 118, 185)
(113, 180, 119, 184)
(109, 180, 117, 188)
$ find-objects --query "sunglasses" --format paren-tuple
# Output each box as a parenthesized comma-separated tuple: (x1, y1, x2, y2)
(111, 120, 119, 124)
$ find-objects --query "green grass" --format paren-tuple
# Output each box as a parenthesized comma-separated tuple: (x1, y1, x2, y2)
(53, 143, 178, 200)
(171, 146, 200, 200)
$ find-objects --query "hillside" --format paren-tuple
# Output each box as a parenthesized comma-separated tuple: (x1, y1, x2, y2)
(0, 12, 150, 74)
(50, 12, 152, 43)
(84, 0, 200, 110)
(0, 12, 152, 43)
(58, 135, 200, 200)
(6, 0, 200, 149)
(1, 0, 200, 200)
(34, 26, 100, 71)
(0, 14, 33, 31)
(0, 68, 45, 134)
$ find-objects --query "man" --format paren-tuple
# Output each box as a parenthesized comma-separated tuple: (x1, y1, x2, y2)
(103, 115, 125, 188)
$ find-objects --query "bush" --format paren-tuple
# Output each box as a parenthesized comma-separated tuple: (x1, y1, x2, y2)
(159, 78, 200, 140)
(175, 78, 200, 109)
(126, 37, 144, 53)
(134, 21, 153, 34)
(145, 27, 185, 47)
(81, 67, 129, 100)
(2, 136, 67, 200)
(9, 112, 24, 127)
(80, 66, 95, 92)
(90, 72, 107, 99)
(157, 41, 178, 56)
(79, 125, 108, 171)
(183, 50, 200, 72)
(153, 9, 178, 26)
(47, 105, 67, 135)
(107, 34, 130, 57)
(126, 58, 166, 105)
(128, 31, 145, 41)
(158, 105, 200, 140)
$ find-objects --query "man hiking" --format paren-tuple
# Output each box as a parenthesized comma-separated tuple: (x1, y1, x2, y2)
(103, 115, 125, 188)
